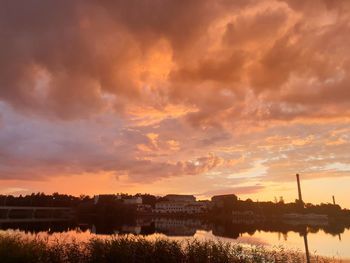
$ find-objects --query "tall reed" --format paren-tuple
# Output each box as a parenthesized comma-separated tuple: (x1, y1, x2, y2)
(0, 233, 336, 263)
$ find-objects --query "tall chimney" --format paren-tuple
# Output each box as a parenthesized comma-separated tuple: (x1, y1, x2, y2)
(296, 173, 303, 203)
(332, 195, 336, 205)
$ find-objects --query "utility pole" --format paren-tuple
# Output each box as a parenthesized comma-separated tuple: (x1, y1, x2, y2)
(332, 195, 336, 205)
(296, 174, 303, 203)
(296, 174, 310, 263)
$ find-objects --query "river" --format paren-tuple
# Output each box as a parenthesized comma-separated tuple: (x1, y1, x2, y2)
(0, 217, 349, 261)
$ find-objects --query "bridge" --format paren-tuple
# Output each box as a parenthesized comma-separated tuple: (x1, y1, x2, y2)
(0, 206, 74, 223)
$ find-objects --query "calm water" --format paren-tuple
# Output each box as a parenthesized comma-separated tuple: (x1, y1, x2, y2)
(1, 218, 349, 261)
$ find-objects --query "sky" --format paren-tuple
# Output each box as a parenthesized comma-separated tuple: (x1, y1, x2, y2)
(0, 0, 350, 207)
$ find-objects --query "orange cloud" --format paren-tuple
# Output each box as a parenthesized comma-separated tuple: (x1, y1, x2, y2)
(0, 0, 350, 205)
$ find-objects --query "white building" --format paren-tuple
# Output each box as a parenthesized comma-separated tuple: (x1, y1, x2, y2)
(154, 201, 206, 214)
(155, 202, 184, 213)
(183, 203, 206, 214)
(123, 196, 142, 205)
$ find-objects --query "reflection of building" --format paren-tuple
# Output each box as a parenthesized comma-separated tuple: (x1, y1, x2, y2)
(154, 218, 202, 236)
(232, 211, 264, 224)
(121, 225, 142, 234)
(89, 219, 155, 236)
(164, 195, 196, 202)
(282, 213, 328, 226)
(211, 224, 240, 239)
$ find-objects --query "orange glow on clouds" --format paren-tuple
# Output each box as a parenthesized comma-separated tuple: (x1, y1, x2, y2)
(0, 0, 350, 207)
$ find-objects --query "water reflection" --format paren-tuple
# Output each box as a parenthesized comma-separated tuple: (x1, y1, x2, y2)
(1, 216, 349, 260)
(303, 232, 311, 263)
(0, 216, 349, 237)
(0, 218, 207, 236)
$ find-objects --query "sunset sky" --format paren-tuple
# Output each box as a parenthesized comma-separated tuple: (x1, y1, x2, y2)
(1, 0, 350, 207)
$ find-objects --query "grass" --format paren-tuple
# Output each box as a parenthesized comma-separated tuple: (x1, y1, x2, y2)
(0, 233, 338, 263)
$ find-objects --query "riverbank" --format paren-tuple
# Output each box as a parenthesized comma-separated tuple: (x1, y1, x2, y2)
(0, 233, 337, 263)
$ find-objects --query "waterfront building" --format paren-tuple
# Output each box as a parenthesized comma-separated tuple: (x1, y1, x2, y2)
(164, 194, 196, 203)
(123, 196, 142, 205)
(93, 194, 121, 205)
(211, 194, 238, 208)
(154, 201, 206, 214)
(94, 195, 142, 205)
(136, 204, 152, 213)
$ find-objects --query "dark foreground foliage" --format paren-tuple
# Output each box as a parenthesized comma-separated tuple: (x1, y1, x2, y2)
(0, 233, 336, 263)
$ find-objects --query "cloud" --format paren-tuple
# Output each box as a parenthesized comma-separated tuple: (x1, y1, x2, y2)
(0, 0, 350, 197)
(120, 154, 224, 182)
(223, 7, 288, 46)
(1, 0, 350, 124)
(0, 103, 224, 182)
(0, 0, 254, 120)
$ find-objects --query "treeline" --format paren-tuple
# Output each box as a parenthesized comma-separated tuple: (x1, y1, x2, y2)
(0, 193, 157, 208)
(210, 195, 350, 218)
(1, 192, 350, 219)
(0, 193, 90, 207)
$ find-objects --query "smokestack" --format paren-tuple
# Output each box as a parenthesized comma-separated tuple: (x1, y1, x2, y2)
(296, 173, 303, 203)
(332, 195, 336, 205)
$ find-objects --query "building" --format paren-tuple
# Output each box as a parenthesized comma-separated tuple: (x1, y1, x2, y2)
(154, 201, 206, 214)
(94, 194, 142, 205)
(123, 196, 142, 205)
(164, 194, 196, 203)
(184, 203, 207, 214)
(94, 194, 121, 205)
(211, 194, 238, 208)
(155, 202, 186, 213)
(136, 204, 152, 213)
